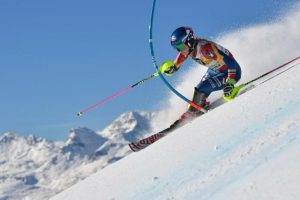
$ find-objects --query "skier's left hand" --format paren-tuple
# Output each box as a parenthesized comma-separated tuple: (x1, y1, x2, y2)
(223, 78, 236, 97)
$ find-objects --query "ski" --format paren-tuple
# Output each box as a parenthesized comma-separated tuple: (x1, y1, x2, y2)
(129, 108, 205, 152)
(129, 95, 215, 151)
(129, 132, 164, 152)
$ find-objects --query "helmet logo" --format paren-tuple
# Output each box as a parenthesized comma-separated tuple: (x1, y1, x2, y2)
(171, 36, 176, 42)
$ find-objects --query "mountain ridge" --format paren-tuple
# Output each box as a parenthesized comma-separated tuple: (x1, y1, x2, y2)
(0, 111, 155, 200)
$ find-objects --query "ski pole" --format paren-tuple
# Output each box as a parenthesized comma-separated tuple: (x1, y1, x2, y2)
(243, 55, 300, 86)
(77, 72, 159, 116)
(231, 55, 300, 99)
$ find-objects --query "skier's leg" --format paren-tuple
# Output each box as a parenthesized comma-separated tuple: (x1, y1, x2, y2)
(182, 71, 226, 118)
(196, 73, 226, 96)
(186, 88, 208, 115)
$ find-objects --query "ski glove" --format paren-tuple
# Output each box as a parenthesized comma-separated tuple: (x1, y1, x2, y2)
(159, 61, 178, 76)
(223, 78, 236, 97)
(223, 82, 234, 97)
(164, 65, 178, 76)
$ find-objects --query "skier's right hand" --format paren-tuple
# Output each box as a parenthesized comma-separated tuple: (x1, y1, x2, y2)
(164, 65, 178, 76)
(159, 61, 178, 76)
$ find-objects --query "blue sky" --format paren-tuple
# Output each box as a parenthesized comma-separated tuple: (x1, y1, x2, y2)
(0, 0, 298, 141)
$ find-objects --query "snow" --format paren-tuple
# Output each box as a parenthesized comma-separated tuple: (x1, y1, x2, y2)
(51, 61, 300, 200)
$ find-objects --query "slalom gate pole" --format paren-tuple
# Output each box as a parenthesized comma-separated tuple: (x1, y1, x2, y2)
(77, 72, 159, 116)
(149, 0, 207, 113)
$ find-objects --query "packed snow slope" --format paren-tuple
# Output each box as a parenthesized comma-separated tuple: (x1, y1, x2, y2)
(52, 57, 300, 200)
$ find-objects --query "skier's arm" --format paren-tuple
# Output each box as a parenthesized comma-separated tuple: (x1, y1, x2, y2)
(173, 52, 188, 69)
(225, 62, 239, 83)
(160, 52, 188, 76)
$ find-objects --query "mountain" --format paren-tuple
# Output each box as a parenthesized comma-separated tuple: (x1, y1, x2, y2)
(62, 127, 107, 157)
(101, 111, 155, 141)
(0, 111, 154, 200)
(94, 111, 155, 160)
(51, 61, 300, 200)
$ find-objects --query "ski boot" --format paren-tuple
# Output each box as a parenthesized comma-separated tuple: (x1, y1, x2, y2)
(180, 88, 209, 121)
(158, 89, 209, 136)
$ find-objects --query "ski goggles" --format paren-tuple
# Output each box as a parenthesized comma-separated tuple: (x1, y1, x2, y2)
(175, 43, 187, 52)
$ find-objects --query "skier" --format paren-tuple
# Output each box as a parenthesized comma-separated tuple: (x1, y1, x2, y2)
(160, 26, 242, 119)
(129, 27, 242, 152)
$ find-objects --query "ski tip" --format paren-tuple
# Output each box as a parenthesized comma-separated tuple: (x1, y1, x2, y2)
(77, 111, 83, 117)
(129, 143, 141, 152)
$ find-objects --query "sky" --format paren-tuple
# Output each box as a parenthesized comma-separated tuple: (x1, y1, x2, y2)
(0, 0, 299, 141)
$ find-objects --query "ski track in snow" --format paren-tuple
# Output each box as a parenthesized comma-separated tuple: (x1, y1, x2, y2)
(130, 103, 300, 200)
(129, 65, 300, 200)
(193, 104, 300, 200)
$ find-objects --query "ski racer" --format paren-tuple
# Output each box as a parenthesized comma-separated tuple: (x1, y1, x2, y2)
(160, 26, 242, 118)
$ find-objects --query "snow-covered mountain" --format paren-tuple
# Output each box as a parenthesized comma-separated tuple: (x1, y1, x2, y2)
(0, 111, 155, 200)
(101, 111, 154, 140)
